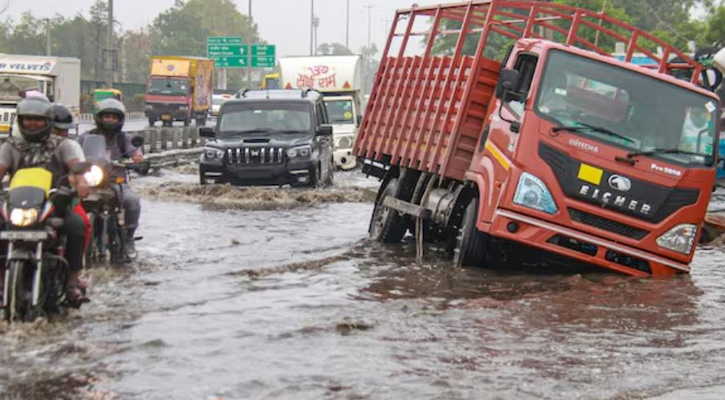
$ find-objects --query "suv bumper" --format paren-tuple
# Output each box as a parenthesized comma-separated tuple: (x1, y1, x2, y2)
(490, 209, 690, 277)
(200, 159, 317, 186)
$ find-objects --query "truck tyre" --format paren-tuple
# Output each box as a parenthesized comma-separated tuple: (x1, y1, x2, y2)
(454, 197, 490, 268)
(370, 177, 408, 243)
(148, 118, 155, 127)
(183, 118, 190, 127)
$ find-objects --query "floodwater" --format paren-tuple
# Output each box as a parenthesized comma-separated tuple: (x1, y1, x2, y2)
(2, 169, 725, 399)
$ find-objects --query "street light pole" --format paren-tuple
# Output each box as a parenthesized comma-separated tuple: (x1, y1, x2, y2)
(106, 0, 114, 87)
(310, 0, 314, 56)
(364, 4, 375, 50)
(345, 0, 349, 50)
(44, 19, 51, 56)
(247, 0, 252, 89)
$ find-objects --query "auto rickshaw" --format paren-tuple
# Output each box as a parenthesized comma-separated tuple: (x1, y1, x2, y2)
(91, 88, 123, 114)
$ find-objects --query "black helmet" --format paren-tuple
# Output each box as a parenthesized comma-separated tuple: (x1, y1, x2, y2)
(17, 98, 52, 143)
(51, 103, 74, 130)
(94, 98, 126, 135)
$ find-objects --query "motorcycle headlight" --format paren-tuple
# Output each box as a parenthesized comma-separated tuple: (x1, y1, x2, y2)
(335, 136, 353, 149)
(513, 172, 558, 214)
(204, 148, 225, 159)
(657, 224, 697, 254)
(10, 208, 39, 227)
(287, 146, 311, 158)
(84, 165, 105, 187)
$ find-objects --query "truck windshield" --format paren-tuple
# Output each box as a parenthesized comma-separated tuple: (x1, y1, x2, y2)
(0, 76, 40, 102)
(325, 99, 354, 124)
(219, 102, 312, 135)
(535, 50, 719, 167)
(148, 78, 190, 96)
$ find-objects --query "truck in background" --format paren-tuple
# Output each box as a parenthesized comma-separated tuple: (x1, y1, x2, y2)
(144, 56, 214, 127)
(356, 0, 722, 277)
(279, 55, 363, 170)
(0, 54, 81, 137)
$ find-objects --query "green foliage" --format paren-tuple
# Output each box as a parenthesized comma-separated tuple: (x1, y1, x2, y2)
(318, 43, 353, 55)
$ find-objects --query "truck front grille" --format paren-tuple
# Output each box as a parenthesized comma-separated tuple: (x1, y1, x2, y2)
(226, 147, 284, 165)
(569, 208, 649, 240)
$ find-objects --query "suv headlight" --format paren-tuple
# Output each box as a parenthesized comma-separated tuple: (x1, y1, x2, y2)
(513, 172, 558, 214)
(204, 148, 225, 160)
(657, 224, 697, 254)
(10, 208, 39, 227)
(287, 146, 311, 158)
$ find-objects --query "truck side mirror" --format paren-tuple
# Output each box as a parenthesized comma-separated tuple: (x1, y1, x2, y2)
(199, 127, 215, 138)
(317, 125, 333, 137)
(356, 114, 363, 127)
(495, 68, 524, 102)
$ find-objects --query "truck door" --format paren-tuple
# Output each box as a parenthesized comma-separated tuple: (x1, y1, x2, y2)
(494, 52, 538, 157)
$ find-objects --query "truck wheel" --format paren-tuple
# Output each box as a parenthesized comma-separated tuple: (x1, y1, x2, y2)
(183, 118, 190, 127)
(310, 164, 322, 188)
(369, 177, 408, 243)
(148, 118, 155, 127)
(453, 197, 490, 268)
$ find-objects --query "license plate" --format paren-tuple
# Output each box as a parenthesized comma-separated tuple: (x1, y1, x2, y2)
(161, 114, 172, 121)
(0, 231, 48, 241)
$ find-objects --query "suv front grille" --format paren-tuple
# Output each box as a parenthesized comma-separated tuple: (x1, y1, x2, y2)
(568, 208, 649, 240)
(226, 147, 284, 165)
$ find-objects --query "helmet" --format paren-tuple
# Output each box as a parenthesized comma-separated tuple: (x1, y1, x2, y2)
(51, 103, 74, 130)
(94, 98, 126, 135)
(16, 98, 52, 143)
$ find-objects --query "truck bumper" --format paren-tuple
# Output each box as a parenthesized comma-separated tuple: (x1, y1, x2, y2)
(200, 159, 317, 186)
(334, 149, 357, 170)
(146, 111, 189, 122)
(490, 209, 689, 277)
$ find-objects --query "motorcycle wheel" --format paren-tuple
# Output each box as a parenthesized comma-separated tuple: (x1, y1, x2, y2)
(3, 260, 39, 322)
(108, 215, 127, 265)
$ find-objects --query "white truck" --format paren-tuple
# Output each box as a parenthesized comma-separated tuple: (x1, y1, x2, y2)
(278, 55, 363, 170)
(0, 54, 81, 137)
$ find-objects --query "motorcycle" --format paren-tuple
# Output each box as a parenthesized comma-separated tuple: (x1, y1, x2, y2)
(81, 134, 146, 265)
(1, 167, 78, 322)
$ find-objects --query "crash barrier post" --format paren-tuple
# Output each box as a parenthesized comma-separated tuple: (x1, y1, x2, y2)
(135, 126, 202, 154)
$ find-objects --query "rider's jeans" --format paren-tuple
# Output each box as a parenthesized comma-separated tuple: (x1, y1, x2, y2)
(64, 209, 87, 272)
(116, 184, 141, 234)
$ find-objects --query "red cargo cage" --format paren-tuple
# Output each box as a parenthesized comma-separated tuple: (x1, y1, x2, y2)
(355, 0, 703, 181)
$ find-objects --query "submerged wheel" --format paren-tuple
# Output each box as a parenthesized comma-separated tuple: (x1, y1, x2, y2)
(453, 197, 490, 268)
(369, 177, 408, 243)
(4, 261, 37, 322)
(148, 118, 155, 127)
(108, 215, 126, 265)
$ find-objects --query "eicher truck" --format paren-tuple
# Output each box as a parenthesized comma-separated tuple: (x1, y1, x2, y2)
(0, 54, 81, 137)
(280, 55, 364, 170)
(144, 56, 214, 127)
(355, 0, 723, 277)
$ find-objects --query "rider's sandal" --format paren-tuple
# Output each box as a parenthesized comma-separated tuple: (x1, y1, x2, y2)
(66, 285, 90, 308)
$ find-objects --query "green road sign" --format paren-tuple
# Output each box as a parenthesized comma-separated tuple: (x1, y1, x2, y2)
(251, 45, 276, 57)
(207, 44, 248, 57)
(214, 57, 247, 68)
(252, 57, 275, 68)
(207, 36, 243, 45)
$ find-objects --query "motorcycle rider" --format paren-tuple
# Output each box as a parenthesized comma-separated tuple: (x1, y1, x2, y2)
(51, 103, 75, 138)
(78, 98, 143, 259)
(0, 97, 90, 304)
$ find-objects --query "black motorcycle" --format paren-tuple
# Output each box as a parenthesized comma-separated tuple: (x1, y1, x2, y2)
(1, 168, 78, 322)
(81, 134, 146, 265)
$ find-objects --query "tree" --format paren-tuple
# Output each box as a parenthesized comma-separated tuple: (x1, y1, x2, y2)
(318, 42, 353, 55)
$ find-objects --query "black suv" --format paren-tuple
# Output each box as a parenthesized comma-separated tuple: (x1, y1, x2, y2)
(199, 89, 335, 187)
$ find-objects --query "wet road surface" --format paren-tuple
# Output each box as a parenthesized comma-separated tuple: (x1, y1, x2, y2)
(2, 170, 725, 399)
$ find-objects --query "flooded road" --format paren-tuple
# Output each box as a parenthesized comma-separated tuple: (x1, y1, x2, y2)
(2, 170, 725, 399)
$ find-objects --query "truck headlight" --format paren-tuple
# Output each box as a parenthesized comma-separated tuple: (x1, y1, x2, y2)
(204, 148, 225, 159)
(84, 165, 105, 187)
(287, 146, 311, 158)
(513, 172, 558, 214)
(335, 136, 353, 149)
(10, 208, 39, 227)
(656, 224, 697, 254)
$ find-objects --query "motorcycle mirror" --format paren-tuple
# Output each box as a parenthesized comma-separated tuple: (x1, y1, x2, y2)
(131, 135, 145, 148)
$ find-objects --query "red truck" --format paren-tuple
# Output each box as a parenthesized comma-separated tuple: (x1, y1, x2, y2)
(355, 1, 722, 277)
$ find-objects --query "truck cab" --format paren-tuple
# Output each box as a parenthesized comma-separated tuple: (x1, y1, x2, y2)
(324, 94, 362, 170)
(199, 89, 335, 187)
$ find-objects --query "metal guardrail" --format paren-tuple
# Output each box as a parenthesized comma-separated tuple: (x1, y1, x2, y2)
(78, 112, 145, 122)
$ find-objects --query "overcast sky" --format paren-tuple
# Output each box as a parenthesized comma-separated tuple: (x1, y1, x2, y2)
(3, 0, 448, 57)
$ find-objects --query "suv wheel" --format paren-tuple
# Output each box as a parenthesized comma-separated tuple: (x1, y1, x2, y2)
(310, 164, 322, 188)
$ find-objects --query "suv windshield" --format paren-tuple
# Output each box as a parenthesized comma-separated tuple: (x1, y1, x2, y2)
(219, 102, 312, 135)
(148, 78, 190, 96)
(536, 50, 719, 166)
(325, 99, 354, 124)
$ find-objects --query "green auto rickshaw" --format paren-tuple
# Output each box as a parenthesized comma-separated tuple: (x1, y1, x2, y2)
(91, 88, 123, 114)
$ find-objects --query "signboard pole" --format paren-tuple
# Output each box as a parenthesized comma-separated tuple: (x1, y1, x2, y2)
(247, 0, 252, 89)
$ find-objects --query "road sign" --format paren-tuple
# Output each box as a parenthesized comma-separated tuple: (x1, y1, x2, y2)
(207, 36, 246, 69)
(252, 57, 275, 68)
(251, 45, 276, 57)
(214, 57, 247, 68)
